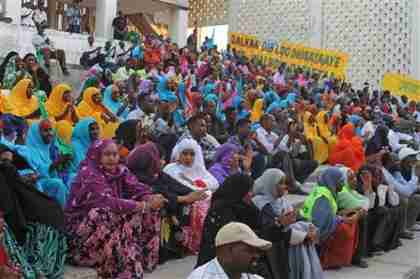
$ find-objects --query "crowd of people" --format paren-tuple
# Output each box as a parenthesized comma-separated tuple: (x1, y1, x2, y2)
(0, 28, 419, 279)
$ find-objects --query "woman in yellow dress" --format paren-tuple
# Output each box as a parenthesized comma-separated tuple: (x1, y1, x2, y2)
(45, 83, 79, 125)
(247, 89, 264, 123)
(77, 87, 119, 139)
(303, 111, 329, 164)
(7, 79, 40, 119)
(315, 110, 337, 154)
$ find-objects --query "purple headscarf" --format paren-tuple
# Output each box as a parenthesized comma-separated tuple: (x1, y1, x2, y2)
(209, 144, 241, 185)
(65, 139, 152, 219)
(127, 142, 161, 184)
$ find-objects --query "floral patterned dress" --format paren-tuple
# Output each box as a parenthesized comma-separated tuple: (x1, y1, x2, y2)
(65, 140, 161, 279)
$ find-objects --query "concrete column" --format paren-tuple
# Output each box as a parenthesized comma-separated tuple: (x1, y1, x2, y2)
(95, 0, 117, 39)
(308, 0, 322, 48)
(47, 0, 57, 29)
(4, 0, 22, 25)
(169, 8, 188, 47)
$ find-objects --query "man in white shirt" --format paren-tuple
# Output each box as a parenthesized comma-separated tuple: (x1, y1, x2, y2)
(80, 35, 102, 68)
(255, 114, 281, 154)
(188, 222, 271, 279)
(382, 150, 420, 238)
(32, 22, 69, 75)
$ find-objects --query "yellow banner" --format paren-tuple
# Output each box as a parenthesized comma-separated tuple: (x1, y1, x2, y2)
(382, 73, 420, 101)
(229, 32, 349, 79)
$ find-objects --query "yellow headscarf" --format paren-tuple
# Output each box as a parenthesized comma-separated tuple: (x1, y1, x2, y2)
(0, 90, 12, 113)
(77, 87, 119, 139)
(250, 98, 264, 123)
(303, 111, 317, 139)
(315, 111, 333, 138)
(76, 87, 105, 118)
(45, 83, 72, 118)
(8, 79, 39, 117)
(304, 111, 329, 163)
(55, 120, 73, 145)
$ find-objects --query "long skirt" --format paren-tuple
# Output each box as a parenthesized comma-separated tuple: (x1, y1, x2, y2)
(320, 222, 358, 269)
(182, 199, 211, 254)
(289, 222, 324, 279)
(3, 223, 67, 279)
(66, 208, 160, 279)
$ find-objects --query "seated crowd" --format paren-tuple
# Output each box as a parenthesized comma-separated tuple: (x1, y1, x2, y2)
(0, 33, 419, 279)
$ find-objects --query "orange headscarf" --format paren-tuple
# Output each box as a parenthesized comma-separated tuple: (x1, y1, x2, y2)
(329, 123, 365, 171)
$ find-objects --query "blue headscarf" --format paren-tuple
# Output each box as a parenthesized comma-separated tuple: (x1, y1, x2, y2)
(203, 81, 215, 96)
(157, 75, 177, 102)
(19, 122, 54, 178)
(102, 85, 129, 120)
(267, 99, 289, 113)
(204, 93, 218, 105)
(72, 118, 96, 170)
(264, 90, 280, 107)
(318, 167, 345, 196)
(348, 115, 363, 136)
(286, 93, 297, 104)
(177, 80, 187, 108)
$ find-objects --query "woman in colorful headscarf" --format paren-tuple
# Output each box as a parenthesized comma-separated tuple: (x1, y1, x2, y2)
(253, 169, 324, 279)
(65, 140, 166, 278)
(3, 120, 70, 207)
(315, 111, 337, 154)
(71, 117, 101, 172)
(76, 76, 100, 104)
(127, 142, 209, 256)
(45, 83, 79, 125)
(348, 114, 364, 137)
(303, 111, 329, 163)
(77, 87, 119, 139)
(247, 89, 264, 123)
(209, 143, 242, 185)
(102, 84, 129, 121)
(329, 123, 365, 172)
(300, 167, 360, 269)
(7, 79, 40, 119)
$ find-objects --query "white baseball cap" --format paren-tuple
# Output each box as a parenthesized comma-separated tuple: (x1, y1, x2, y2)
(215, 222, 272, 251)
(398, 147, 420, 161)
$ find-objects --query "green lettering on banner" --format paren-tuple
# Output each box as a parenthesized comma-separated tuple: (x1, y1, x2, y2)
(399, 81, 420, 94)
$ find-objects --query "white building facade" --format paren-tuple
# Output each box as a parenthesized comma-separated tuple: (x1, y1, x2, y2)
(189, 0, 420, 88)
(0, 0, 189, 64)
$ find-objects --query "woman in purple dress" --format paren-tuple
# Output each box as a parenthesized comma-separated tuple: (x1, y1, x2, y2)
(65, 139, 167, 278)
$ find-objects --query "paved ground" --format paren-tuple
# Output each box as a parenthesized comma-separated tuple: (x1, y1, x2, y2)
(144, 232, 420, 279)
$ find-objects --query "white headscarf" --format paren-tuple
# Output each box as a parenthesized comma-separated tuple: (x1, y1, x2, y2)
(164, 138, 219, 191)
(252, 169, 293, 214)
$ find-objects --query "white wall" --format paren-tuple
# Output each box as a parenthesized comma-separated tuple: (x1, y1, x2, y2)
(0, 23, 107, 64)
(227, 0, 420, 88)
